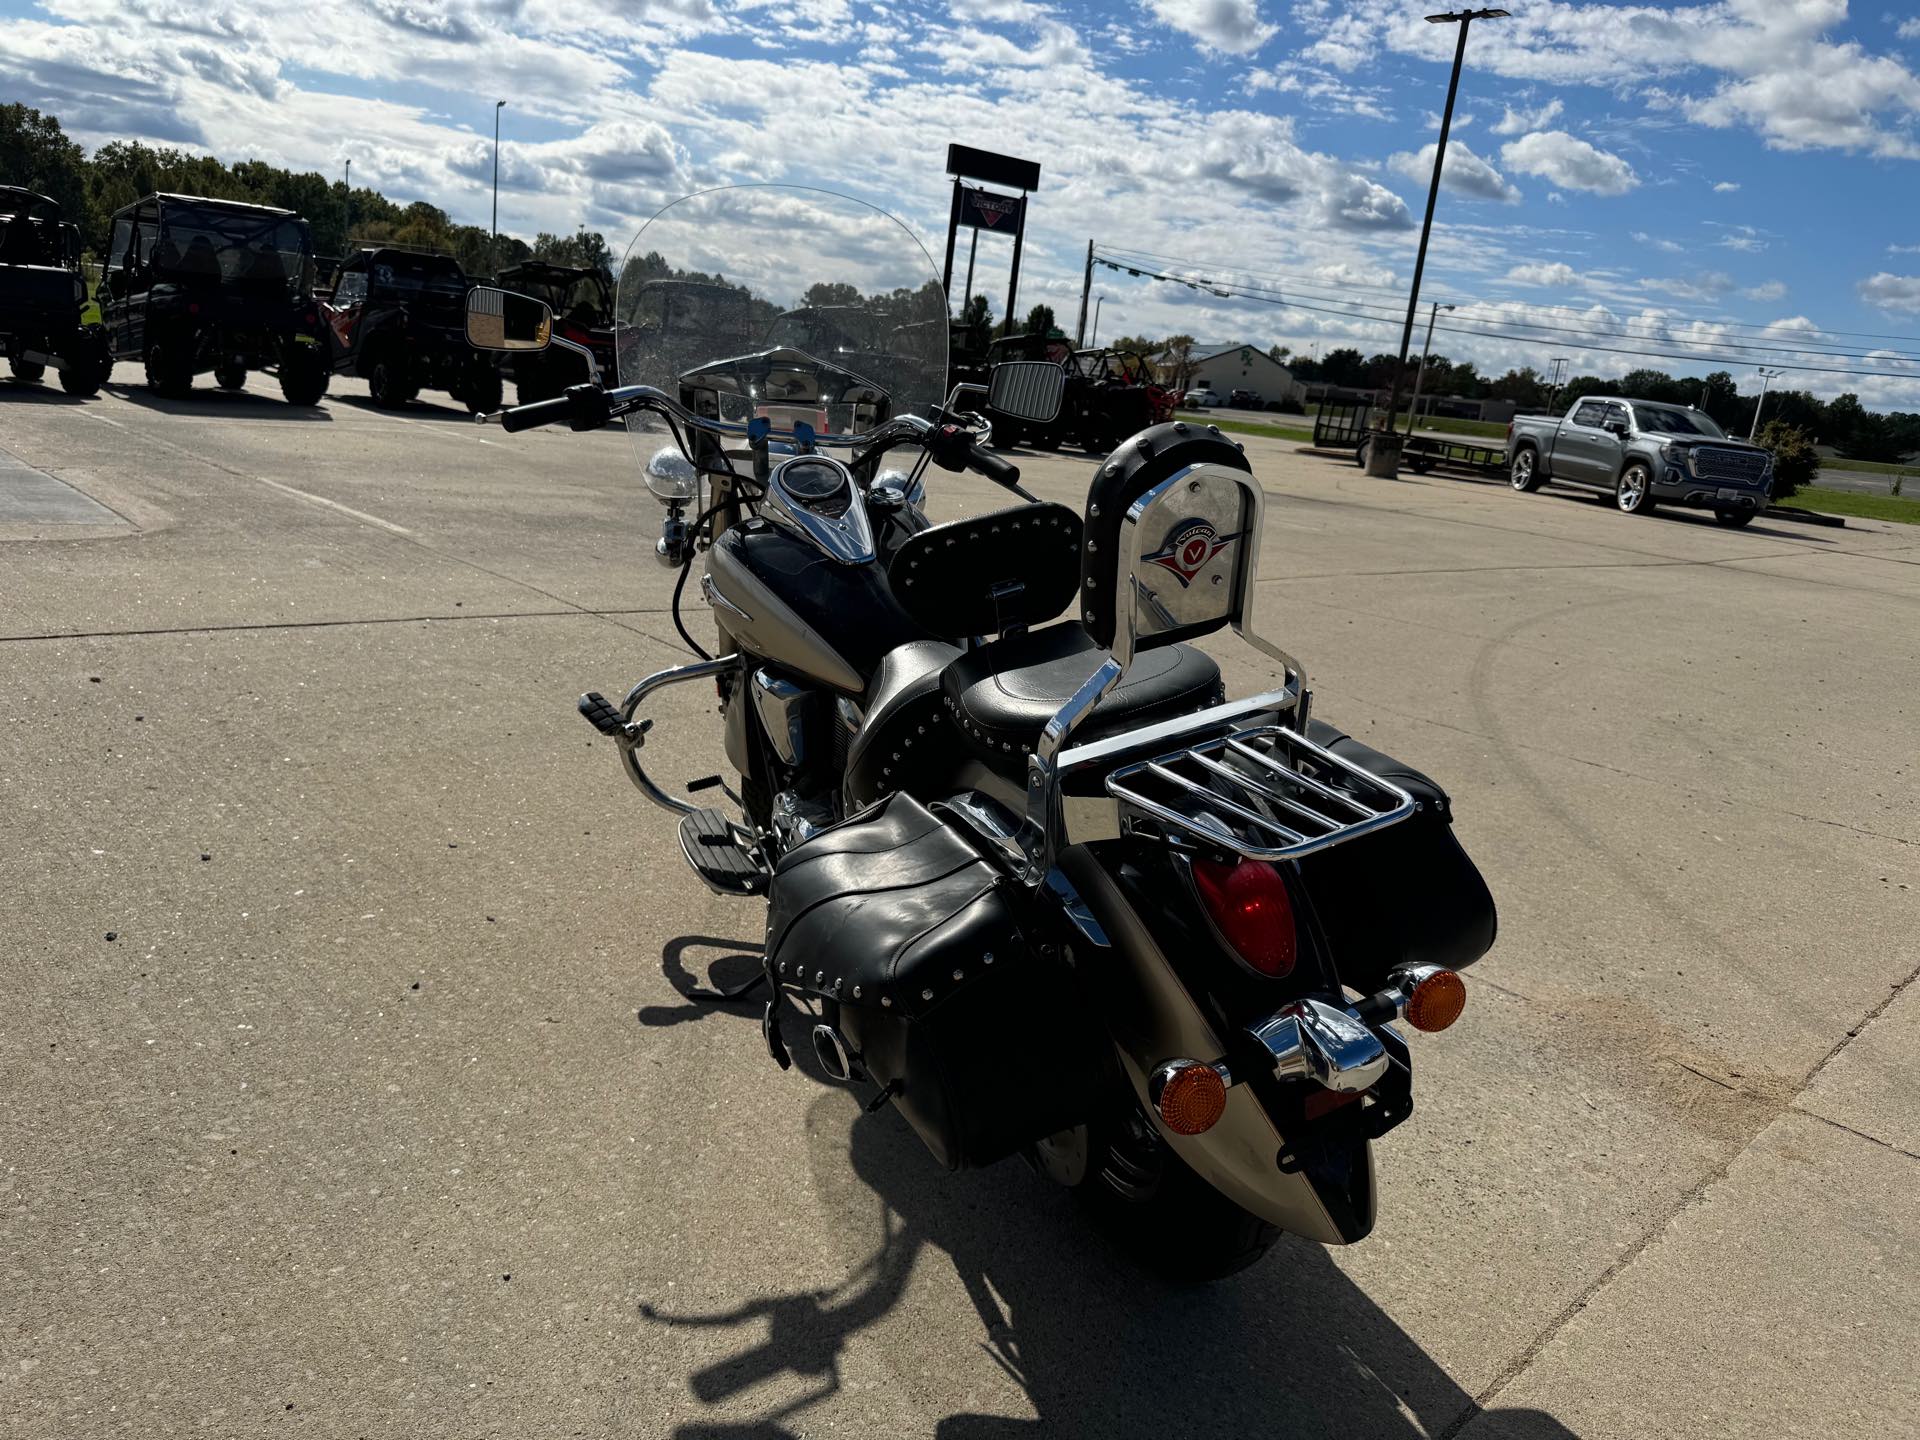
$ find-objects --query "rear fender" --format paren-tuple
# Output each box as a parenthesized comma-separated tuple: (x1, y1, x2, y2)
(1058, 845, 1361, 1244)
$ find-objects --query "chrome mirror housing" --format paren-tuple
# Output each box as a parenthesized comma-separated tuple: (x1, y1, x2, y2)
(466, 286, 552, 352)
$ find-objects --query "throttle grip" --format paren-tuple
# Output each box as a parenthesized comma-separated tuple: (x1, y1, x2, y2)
(969, 445, 1021, 487)
(500, 396, 574, 433)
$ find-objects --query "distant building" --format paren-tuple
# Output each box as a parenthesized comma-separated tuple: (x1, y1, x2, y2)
(1187, 344, 1300, 405)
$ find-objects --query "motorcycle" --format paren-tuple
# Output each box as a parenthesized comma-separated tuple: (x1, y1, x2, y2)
(468, 185, 1497, 1280)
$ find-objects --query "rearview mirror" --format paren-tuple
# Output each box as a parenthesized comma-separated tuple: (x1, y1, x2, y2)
(466, 286, 552, 352)
(988, 361, 1065, 424)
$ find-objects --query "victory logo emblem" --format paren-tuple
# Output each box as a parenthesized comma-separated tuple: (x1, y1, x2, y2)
(1144, 518, 1239, 588)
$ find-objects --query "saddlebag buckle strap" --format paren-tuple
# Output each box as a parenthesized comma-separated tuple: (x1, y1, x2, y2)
(1249, 999, 1389, 1094)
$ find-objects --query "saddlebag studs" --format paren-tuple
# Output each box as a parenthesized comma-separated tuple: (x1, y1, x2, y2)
(951, 968, 963, 981)
(852, 984, 862, 999)
(983, 952, 994, 964)
(921, 988, 934, 1001)
(881, 995, 893, 1007)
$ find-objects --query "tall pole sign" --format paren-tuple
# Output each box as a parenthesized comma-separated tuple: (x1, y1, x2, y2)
(942, 144, 1040, 328)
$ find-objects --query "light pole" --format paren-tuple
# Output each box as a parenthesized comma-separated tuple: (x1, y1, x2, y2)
(1404, 301, 1455, 436)
(1749, 366, 1783, 440)
(1370, 7, 1509, 476)
(342, 158, 351, 247)
(491, 100, 506, 277)
(1545, 355, 1570, 413)
(1091, 294, 1105, 347)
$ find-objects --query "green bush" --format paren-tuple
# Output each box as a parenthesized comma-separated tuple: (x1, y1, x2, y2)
(1755, 419, 1819, 500)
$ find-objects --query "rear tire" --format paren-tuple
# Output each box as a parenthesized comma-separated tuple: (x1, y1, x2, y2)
(59, 331, 110, 396)
(1034, 1104, 1279, 1283)
(9, 357, 46, 382)
(369, 351, 414, 409)
(1509, 445, 1543, 491)
(279, 346, 328, 406)
(215, 362, 247, 391)
(464, 364, 503, 416)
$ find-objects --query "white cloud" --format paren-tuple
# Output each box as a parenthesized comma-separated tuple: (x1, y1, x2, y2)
(1859, 272, 1920, 313)
(1888, 243, 1920, 254)
(1144, 0, 1276, 55)
(1387, 140, 1520, 202)
(1712, 180, 1740, 192)
(1175, 112, 1412, 231)
(1901, 18, 1920, 41)
(1506, 261, 1579, 287)
(1491, 98, 1562, 135)
(1300, 0, 1920, 161)
(1500, 130, 1640, 195)
(1632, 230, 1684, 254)
(1640, 272, 1738, 301)
(1743, 281, 1787, 301)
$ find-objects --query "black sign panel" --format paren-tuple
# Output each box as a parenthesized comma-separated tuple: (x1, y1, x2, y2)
(958, 187, 1024, 234)
(946, 143, 1042, 193)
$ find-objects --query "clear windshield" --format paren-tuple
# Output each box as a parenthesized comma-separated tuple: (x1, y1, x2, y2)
(614, 185, 947, 470)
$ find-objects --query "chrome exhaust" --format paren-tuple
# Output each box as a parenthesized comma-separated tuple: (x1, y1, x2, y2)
(810, 1023, 858, 1083)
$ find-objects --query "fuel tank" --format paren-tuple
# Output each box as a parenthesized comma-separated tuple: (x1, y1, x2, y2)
(706, 521, 926, 695)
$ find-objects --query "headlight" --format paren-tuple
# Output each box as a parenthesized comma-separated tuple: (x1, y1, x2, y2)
(644, 448, 698, 505)
(1660, 443, 1688, 465)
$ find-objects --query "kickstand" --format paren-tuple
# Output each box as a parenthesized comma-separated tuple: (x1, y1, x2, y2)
(863, 1080, 902, 1114)
(686, 969, 767, 1004)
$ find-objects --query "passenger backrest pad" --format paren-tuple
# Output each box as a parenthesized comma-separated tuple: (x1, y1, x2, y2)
(1080, 423, 1253, 652)
(886, 502, 1083, 641)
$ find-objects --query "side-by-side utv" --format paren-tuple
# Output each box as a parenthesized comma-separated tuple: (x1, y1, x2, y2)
(321, 248, 502, 413)
(98, 194, 329, 404)
(492, 260, 614, 402)
(0, 186, 112, 396)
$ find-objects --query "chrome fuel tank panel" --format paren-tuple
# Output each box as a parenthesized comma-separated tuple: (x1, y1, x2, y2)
(706, 532, 865, 694)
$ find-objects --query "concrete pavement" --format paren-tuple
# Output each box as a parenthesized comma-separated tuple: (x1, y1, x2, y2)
(2, 370, 1915, 1439)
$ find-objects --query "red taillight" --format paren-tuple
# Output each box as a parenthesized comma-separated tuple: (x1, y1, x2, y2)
(1191, 858, 1296, 977)
(187, 302, 200, 315)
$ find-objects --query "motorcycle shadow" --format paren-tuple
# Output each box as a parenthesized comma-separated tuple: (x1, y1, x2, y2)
(637, 935, 767, 1029)
(642, 1089, 1583, 1440)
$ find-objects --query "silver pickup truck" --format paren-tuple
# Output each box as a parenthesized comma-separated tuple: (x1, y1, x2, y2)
(1506, 397, 1773, 527)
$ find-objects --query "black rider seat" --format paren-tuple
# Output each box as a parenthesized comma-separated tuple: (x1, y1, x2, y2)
(940, 623, 1223, 782)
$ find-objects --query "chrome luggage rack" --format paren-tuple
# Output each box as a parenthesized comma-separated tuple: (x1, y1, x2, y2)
(1102, 724, 1415, 861)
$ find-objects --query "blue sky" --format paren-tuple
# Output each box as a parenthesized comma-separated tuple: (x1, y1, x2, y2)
(5, 0, 1920, 405)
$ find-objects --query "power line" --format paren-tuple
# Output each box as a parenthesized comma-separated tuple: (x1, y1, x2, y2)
(1092, 241, 1920, 351)
(1090, 254, 1920, 383)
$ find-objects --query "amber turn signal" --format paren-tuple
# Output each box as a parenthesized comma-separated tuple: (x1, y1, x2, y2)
(1404, 968, 1467, 1032)
(1152, 1060, 1228, 1135)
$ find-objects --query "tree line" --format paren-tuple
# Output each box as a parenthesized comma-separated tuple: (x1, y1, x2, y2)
(2, 104, 613, 279)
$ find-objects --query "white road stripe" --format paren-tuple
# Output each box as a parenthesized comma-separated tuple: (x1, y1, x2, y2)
(73, 409, 125, 428)
(253, 476, 413, 535)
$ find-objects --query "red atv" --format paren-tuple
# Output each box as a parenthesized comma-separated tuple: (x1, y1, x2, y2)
(494, 261, 615, 402)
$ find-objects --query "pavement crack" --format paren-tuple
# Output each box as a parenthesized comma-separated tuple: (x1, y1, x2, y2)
(1793, 1109, 1920, 1164)
(1438, 953, 1920, 1437)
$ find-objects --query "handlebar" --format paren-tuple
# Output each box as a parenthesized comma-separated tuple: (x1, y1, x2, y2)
(967, 443, 1021, 488)
(499, 396, 575, 433)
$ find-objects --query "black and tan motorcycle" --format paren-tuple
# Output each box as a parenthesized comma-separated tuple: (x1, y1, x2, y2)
(469, 186, 1496, 1280)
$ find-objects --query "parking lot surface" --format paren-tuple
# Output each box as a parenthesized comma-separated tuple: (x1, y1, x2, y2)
(3, 372, 1917, 1439)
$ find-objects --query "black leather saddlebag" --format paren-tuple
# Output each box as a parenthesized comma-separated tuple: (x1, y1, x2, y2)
(1295, 719, 1498, 992)
(764, 793, 1104, 1170)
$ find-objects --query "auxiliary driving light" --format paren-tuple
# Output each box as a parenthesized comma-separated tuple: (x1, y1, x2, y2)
(1151, 1060, 1228, 1135)
(1403, 968, 1467, 1032)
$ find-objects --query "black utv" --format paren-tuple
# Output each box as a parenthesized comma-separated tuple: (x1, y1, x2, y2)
(98, 194, 329, 404)
(0, 186, 112, 396)
(493, 260, 613, 401)
(320, 248, 501, 413)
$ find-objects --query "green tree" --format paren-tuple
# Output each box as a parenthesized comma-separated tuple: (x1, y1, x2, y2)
(1318, 347, 1367, 387)
(0, 105, 88, 220)
(802, 280, 862, 308)
(533, 229, 613, 273)
(1755, 419, 1819, 499)
(1022, 302, 1057, 337)
(1162, 333, 1196, 391)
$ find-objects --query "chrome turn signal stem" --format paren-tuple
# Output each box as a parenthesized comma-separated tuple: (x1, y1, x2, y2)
(1248, 998, 1390, 1094)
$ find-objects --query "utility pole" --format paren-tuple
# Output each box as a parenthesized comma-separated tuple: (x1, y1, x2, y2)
(1404, 301, 1455, 436)
(1545, 356, 1570, 413)
(1075, 239, 1094, 347)
(491, 100, 506, 277)
(1371, 7, 1509, 477)
(342, 158, 351, 246)
(1091, 295, 1105, 347)
(1749, 366, 1783, 440)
